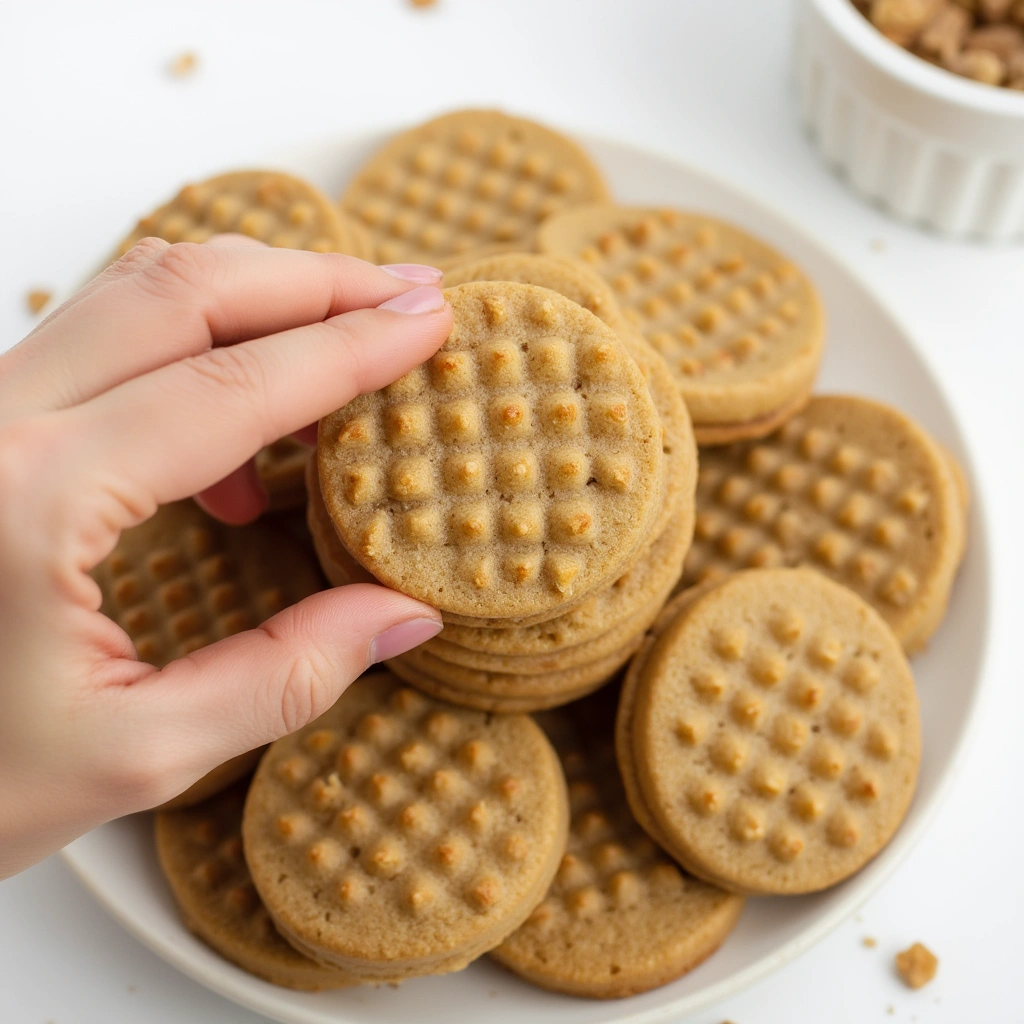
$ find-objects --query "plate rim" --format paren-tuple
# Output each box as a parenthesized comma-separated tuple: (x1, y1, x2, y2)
(62, 124, 995, 1024)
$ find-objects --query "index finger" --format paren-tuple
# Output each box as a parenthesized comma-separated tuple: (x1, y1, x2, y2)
(0, 242, 441, 417)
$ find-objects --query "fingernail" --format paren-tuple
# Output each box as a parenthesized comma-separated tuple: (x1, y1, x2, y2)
(381, 263, 443, 284)
(369, 617, 443, 665)
(378, 285, 445, 314)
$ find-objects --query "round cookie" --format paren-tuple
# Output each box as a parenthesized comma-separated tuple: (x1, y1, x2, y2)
(256, 437, 313, 512)
(307, 449, 687, 651)
(440, 251, 697, 543)
(389, 632, 644, 706)
(615, 585, 719, 851)
(538, 206, 825, 444)
(306, 453, 376, 588)
(492, 693, 744, 998)
(631, 568, 921, 896)
(680, 395, 967, 654)
(242, 672, 569, 979)
(318, 281, 664, 621)
(443, 252, 632, 335)
(91, 499, 325, 809)
(386, 659, 601, 714)
(115, 170, 367, 257)
(156, 782, 356, 990)
(422, 592, 664, 674)
(92, 500, 324, 668)
(340, 109, 609, 265)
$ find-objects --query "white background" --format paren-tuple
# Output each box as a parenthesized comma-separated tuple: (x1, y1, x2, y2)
(1, 1, 1022, 1021)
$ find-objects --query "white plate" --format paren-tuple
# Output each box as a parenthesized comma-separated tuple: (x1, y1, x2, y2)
(62, 130, 992, 1024)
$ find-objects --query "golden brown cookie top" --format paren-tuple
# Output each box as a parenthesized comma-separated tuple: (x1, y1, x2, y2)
(318, 281, 664, 619)
(92, 500, 324, 668)
(443, 252, 630, 333)
(440, 250, 697, 543)
(155, 782, 355, 990)
(116, 170, 364, 256)
(242, 672, 569, 972)
(632, 568, 921, 895)
(492, 695, 743, 997)
(538, 205, 825, 427)
(341, 110, 609, 265)
(681, 395, 967, 653)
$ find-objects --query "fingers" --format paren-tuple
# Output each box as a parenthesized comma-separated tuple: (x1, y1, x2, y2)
(120, 584, 442, 802)
(0, 241, 443, 417)
(71, 291, 451, 514)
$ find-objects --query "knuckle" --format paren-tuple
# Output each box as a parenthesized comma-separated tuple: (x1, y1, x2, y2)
(134, 241, 218, 300)
(276, 644, 339, 736)
(317, 316, 367, 387)
(111, 235, 171, 274)
(186, 343, 269, 400)
(0, 417, 61, 491)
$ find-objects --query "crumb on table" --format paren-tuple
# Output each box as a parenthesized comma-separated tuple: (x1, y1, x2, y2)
(409, 0, 438, 8)
(26, 289, 52, 314)
(168, 52, 198, 77)
(895, 942, 939, 989)
(862, 936, 878, 948)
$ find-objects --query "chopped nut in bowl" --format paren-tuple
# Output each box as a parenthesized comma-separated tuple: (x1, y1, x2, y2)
(794, 0, 1024, 240)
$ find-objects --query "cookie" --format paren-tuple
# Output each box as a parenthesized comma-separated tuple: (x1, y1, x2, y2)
(256, 437, 313, 512)
(680, 395, 967, 654)
(308, 446, 687, 657)
(242, 672, 569, 979)
(115, 170, 369, 258)
(442, 252, 631, 335)
(92, 499, 324, 808)
(492, 692, 743, 998)
(318, 281, 664, 621)
(537, 206, 825, 444)
(155, 782, 355, 990)
(422, 592, 664, 674)
(615, 584, 730, 850)
(439, 251, 697, 542)
(340, 110, 609, 264)
(627, 568, 921, 895)
(437, 512, 686, 656)
(385, 660, 602, 714)
(388, 632, 644, 711)
(306, 453, 376, 588)
(92, 500, 324, 668)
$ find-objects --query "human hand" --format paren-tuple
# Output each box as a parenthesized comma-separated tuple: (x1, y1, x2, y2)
(0, 236, 451, 878)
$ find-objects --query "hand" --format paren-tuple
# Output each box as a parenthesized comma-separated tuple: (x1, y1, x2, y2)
(0, 236, 451, 878)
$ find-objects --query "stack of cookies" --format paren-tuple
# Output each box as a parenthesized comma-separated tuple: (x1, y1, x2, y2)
(311, 277, 694, 712)
(89, 105, 971, 1003)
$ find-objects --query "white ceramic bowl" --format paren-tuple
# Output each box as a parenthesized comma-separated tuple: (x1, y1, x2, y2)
(793, 0, 1024, 240)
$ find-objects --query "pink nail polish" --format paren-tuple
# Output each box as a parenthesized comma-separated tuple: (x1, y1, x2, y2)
(369, 617, 442, 665)
(381, 263, 443, 284)
(378, 285, 445, 314)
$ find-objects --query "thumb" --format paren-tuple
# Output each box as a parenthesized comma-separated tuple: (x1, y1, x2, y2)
(123, 583, 441, 806)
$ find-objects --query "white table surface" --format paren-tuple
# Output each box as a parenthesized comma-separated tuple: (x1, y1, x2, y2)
(1, 1, 1022, 1021)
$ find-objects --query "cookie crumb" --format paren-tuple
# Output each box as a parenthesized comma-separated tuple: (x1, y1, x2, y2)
(409, 0, 438, 7)
(862, 936, 878, 948)
(26, 289, 52, 314)
(168, 52, 198, 77)
(895, 942, 938, 989)
(886, 1007, 895, 1016)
